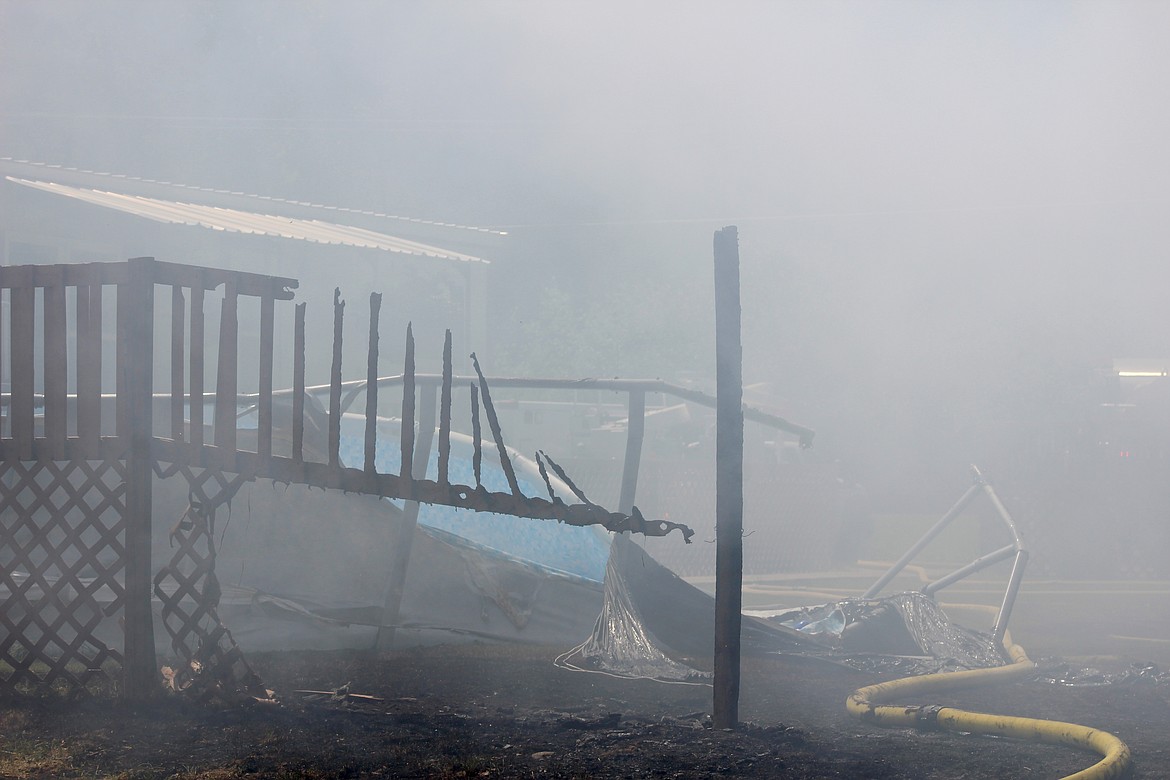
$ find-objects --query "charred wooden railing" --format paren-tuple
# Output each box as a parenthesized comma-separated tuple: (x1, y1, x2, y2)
(149, 287, 695, 541)
(0, 257, 703, 699)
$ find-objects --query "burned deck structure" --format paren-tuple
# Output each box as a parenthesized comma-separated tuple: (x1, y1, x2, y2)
(0, 258, 699, 699)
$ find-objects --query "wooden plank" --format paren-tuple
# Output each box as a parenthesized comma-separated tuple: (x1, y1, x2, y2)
(42, 266, 68, 456)
(470, 383, 482, 488)
(437, 329, 453, 485)
(364, 292, 381, 473)
(189, 284, 205, 449)
(76, 284, 102, 446)
(60, 261, 127, 287)
(471, 353, 521, 497)
(61, 435, 125, 462)
(122, 256, 157, 699)
(400, 323, 415, 487)
(10, 270, 35, 457)
(293, 302, 306, 462)
(170, 286, 186, 441)
(115, 281, 127, 441)
(328, 289, 344, 469)
(12, 434, 119, 462)
(149, 259, 298, 300)
(258, 293, 275, 462)
(145, 441, 690, 539)
(0, 262, 127, 289)
(214, 284, 238, 469)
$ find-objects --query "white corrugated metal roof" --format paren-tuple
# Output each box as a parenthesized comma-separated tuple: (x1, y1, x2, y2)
(6, 177, 488, 263)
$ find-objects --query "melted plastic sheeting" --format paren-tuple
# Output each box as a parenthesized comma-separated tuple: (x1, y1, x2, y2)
(566, 545, 709, 682)
(1036, 659, 1170, 688)
(561, 536, 810, 682)
(567, 537, 1013, 682)
(769, 593, 1006, 674)
(895, 593, 1006, 668)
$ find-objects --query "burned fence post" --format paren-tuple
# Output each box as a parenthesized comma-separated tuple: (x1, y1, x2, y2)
(189, 283, 205, 449)
(76, 279, 102, 448)
(401, 324, 416, 490)
(471, 382, 482, 488)
(258, 292, 276, 462)
(293, 302, 306, 462)
(471, 352, 521, 497)
(43, 264, 67, 457)
(214, 281, 239, 471)
(438, 329, 453, 486)
(10, 266, 34, 458)
(170, 286, 186, 442)
(329, 288, 344, 469)
(122, 257, 158, 699)
(365, 292, 382, 473)
(712, 226, 744, 730)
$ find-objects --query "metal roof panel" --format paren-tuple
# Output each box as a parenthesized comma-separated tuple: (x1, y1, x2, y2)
(6, 177, 487, 263)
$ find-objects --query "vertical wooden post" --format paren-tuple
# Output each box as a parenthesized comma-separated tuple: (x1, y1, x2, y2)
(618, 389, 646, 514)
(364, 293, 382, 473)
(400, 324, 415, 488)
(43, 266, 67, 457)
(122, 257, 157, 699)
(328, 289, 344, 469)
(170, 286, 185, 441)
(712, 226, 744, 730)
(258, 293, 275, 462)
(214, 283, 239, 471)
(470, 383, 482, 488)
(189, 285, 205, 450)
(470, 353, 521, 497)
(115, 273, 128, 443)
(437, 330, 453, 486)
(292, 302, 306, 462)
(76, 282, 103, 449)
(10, 269, 35, 459)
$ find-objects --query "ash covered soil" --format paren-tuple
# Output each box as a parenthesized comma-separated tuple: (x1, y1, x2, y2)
(2, 644, 1168, 779)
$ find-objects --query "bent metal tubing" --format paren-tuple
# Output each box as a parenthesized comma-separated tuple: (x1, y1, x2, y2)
(845, 641, 1131, 780)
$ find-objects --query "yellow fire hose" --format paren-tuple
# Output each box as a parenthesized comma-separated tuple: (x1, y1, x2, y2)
(845, 636, 1131, 779)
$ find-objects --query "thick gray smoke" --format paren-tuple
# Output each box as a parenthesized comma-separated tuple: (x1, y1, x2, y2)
(3, 0, 1170, 523)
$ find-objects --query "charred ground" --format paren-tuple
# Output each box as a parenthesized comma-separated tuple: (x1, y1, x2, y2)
(1, 643, 1167, 779)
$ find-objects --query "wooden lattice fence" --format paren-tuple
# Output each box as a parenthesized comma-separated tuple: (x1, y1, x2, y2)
(0, 259, 297, 698)
(0, 455, 127, 696)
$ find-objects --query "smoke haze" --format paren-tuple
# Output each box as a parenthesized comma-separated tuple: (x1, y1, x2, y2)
(4, 0, 1170, 498)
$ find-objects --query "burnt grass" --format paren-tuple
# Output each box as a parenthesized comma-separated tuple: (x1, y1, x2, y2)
(1, 643, 1168, 778)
